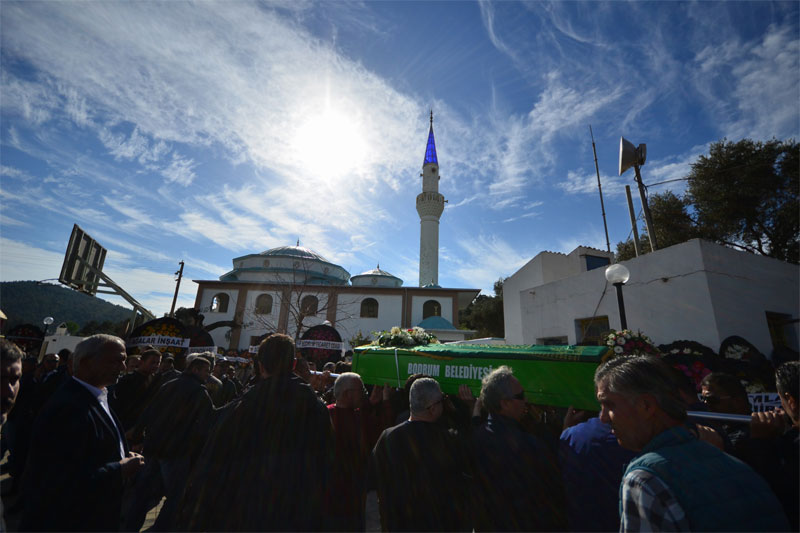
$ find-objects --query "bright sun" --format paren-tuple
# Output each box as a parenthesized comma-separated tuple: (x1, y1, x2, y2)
(292, 108, 366, 179)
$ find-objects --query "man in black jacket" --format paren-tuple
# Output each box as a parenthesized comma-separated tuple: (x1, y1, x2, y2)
(176, 334, 333, 531)
(20, 335, 144, 531)
(124, 353, 215, 531)
(371, 378, 472, 531)
(472, 366, 567, 531)
(110, 347, 161, 431)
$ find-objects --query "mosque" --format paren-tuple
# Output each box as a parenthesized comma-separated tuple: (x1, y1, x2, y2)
(192, 114, 479, 351)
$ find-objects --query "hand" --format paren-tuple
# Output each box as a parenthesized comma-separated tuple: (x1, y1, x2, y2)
(120, 452, 145, 479)
(382, 383, 393, 402)
(693, 424, 724, 450)
(457, 384, 476, 404)
(750, 409, 786, 439)
(562, 406, 586, 430)
(369, 384, 383, 405)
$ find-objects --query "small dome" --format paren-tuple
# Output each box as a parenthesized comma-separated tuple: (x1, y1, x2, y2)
(351, 264, 403, 287)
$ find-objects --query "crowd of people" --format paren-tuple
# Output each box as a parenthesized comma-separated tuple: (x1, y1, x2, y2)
(0, 333, 797, 532)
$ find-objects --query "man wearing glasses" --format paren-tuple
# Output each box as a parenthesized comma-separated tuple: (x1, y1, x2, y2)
(472, 366, 567, 531)
(371, 377, 471, 531)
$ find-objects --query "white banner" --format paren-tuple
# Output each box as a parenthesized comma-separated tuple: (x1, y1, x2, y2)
(188, 346, 217, 354)
(128, 335, 190, 348)
(748, 393, 782, 412)
(296, 339, 343, 350)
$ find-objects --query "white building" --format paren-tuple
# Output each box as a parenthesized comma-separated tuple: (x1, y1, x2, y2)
(504, 239, 799, 356)
(192, 117, 479, 351)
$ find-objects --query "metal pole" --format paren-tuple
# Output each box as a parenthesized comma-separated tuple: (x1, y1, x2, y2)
(170, 261, 185, 318)
(633, 164, 658, 252)
(625, 186, 641, 257)
(687, 411, 752, 423)
(590, 125, 611, 253)
(614, 283, 628, 330)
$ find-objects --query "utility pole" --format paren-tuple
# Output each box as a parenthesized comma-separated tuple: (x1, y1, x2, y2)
(633, 164, 658, 252)
(589, 126, 611, 253)
(170, 260, 184, 318)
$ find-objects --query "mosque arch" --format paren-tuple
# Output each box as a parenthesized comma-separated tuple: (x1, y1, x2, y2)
(255, 294, 273, 315)
(360, 298, 379, 318)
(301, 295, 319, 316)
(422, 299, 441, 319)
(211, 293, 229, 313)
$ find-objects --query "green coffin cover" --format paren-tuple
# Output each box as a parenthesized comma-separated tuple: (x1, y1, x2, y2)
(352, 343, 608, 410)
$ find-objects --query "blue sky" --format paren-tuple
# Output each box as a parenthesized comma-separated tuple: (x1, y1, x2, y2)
(1, 1, 798, 316)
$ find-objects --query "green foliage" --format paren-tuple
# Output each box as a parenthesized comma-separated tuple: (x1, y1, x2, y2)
(616, 138, 799, 264)
(349, 330, 373, 348)
(65, 321, 80, 335)
(1, 281, 133, 334)
(459, 278, 505, 338)
(616, 191, 700, 261)
(687, 138, 798, 262)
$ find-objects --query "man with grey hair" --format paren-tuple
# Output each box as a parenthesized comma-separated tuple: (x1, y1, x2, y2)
(20, 334, 145, 531)
(472, 365, 566, 531)
(595, 355, 788, 531)
(328, 373, 392, 530)
(371, 377, 470, 531)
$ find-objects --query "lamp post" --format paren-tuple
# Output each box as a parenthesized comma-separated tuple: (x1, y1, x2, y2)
(43, 316, 54, 336)
(605, 264, 630, 330)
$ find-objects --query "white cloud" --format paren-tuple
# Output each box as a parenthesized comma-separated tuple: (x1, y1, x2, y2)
(559, 170, 626, 197)
(452, 234, 534, 293)
(0, 238, 64, 281)
(160, 154, 196, 186)
(692, 22, 800, 141)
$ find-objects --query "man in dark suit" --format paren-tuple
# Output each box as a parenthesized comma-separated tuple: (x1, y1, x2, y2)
(20, 334, 145, 532)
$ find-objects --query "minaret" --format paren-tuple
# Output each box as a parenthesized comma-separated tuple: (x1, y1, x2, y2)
(416, 111, 445, 287)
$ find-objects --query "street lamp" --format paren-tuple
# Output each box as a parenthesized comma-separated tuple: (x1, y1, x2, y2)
(43, 316, 54, 336)
(605, 264, 630, 330)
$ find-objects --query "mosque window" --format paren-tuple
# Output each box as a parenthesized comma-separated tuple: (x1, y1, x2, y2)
(360, 298, 379, 318)
(211, 293, 229, 313)
(422, 300, 441, 319)
(301, 295, 319, 316)
(255, 294, 273, 315)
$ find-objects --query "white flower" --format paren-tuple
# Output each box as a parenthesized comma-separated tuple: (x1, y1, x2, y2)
(614, 346, 623, 354)
(683, 348, 692, 354)
(616, 337, 626, 346)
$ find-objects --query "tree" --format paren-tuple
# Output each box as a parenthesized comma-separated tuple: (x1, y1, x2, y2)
(244, 258, 357, 341)
(687, 138, 798, 263)
(459, 278, 505, 338)
(616, 191, 701, 261)
(616, 138, 799, 264)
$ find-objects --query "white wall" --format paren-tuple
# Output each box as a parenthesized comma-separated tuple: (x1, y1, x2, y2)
(509, 239, 799, 356)
(504, 249, 612, 344)
(700, 240, 799, 355)
(334, 293, 404, 342)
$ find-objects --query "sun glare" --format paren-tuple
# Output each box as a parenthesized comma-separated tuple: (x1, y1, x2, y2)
(293, 108, 367, 179)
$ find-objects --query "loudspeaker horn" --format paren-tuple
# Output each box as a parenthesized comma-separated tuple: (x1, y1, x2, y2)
(618, 137, 646, 176)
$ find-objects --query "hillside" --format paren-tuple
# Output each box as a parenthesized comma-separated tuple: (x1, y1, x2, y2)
(0, 281, 133, 332)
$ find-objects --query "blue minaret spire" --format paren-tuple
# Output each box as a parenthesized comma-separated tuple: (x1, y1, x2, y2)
(423, 109, 438, 166)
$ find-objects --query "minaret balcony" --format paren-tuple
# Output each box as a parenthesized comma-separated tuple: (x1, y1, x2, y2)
(416, 192, 445, 217)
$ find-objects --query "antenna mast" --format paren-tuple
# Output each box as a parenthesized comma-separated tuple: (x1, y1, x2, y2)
(590, 125, 611, 253)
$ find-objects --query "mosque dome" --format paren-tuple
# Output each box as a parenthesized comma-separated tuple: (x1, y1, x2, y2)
(350, 265, 403, 288)
(220, 244, 350, 285)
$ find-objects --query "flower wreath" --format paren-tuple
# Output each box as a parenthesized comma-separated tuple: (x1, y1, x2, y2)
(373, 326, 439, 347)
(605, 330, 659, 357)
